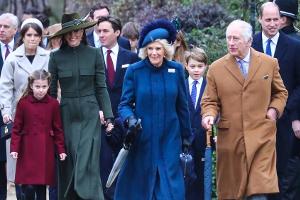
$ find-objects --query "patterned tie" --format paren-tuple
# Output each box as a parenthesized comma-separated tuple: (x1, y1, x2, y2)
(266, 38, 272, 57)
(238, 60, 247, 77)
(191, 80, 198, 108)
(4, 44, 10, 59)
(106, 49, 115, 87)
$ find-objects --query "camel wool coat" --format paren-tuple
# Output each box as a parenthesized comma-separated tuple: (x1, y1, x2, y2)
(201, 48, 288, 199)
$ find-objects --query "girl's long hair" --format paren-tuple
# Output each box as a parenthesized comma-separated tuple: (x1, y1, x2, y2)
(21, 69, 51, 99)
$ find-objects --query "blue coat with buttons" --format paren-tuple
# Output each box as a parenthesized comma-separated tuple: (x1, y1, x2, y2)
(116, 58, 192, 200)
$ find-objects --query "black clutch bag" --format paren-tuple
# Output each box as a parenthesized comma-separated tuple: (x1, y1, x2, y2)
(0, 123, 13, 140)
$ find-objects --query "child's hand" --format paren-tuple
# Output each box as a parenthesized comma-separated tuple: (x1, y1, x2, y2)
(10, 152, 18, 159)
(59, 153, 67, 161)
(106, 123, 114, 133)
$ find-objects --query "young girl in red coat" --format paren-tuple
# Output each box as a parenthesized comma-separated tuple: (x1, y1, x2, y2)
(10, 69, 66, 200)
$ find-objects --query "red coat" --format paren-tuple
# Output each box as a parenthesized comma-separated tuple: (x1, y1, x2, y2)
(10, 94, 65, 185)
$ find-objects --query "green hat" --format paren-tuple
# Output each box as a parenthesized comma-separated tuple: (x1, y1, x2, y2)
(50, 13, 96, 39)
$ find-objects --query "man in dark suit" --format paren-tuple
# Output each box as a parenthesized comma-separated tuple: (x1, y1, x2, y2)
(252, 2, 300, 199)
(97, 16, 139, 200)
(86, 3, 131, 50)
(275, 0, 300, 41)
(0, 12, 18, 200)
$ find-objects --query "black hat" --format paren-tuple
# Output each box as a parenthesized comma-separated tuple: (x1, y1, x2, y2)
(274, 0, 298, 20)
(50, 13, 96, 38)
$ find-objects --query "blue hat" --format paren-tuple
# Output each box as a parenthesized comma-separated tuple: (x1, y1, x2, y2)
(139, 19, 177, 48)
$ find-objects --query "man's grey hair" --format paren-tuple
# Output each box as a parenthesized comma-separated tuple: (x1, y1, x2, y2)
(226, 19, 253, 41)
(0, 13, 19, 29)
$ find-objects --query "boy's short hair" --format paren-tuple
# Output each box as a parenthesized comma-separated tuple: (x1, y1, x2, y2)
(185, 46, 208, 65)
(122, 22, 139, 40)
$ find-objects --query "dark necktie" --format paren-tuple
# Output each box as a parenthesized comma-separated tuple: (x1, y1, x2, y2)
(4, 44, 10, 59)
(238, 60, 247, 77)
(191, 80, 198, 108)
(266, 38, 272, 57)
(106, 49, 115, 87)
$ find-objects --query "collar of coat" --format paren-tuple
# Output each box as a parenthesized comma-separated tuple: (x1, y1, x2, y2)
(13, 44, 49, 58)
(27, 94, 50, 103)
(223, 48, 263, 87)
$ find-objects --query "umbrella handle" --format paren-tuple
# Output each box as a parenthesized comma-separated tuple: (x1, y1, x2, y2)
(206, 129, 212, 147)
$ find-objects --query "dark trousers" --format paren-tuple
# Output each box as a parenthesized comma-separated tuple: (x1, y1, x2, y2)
(21, 185, 46, 200)
(0, 161, 6, 200)
(49, 186, 57, 200)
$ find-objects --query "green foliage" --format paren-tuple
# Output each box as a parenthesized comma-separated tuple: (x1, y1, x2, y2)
(185, 27, 227, 65)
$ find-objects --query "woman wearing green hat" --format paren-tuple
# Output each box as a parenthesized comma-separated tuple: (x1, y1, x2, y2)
(48, 13, 113, 200)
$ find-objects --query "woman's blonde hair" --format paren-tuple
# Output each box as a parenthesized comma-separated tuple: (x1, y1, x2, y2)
(21, 69, 51, 99)
(138, 39, 174, 60)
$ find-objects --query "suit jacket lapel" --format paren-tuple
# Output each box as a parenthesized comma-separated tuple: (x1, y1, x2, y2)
(0, 48, 3, 73)
(224, 54, 244, 86)
(185, 80, 195, 112)
(244, 48, 261, 88)
(254, 33, 264, 53)
(115, 47, 125, 87)
(274, 32, 287, 61)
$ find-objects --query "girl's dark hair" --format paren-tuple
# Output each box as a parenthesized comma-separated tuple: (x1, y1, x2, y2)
(15, 23, 43, 49)
(60, 29, 88, 49)
(21, 69, 51, 99)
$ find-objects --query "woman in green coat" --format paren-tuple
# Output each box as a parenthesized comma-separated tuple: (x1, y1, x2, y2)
(48, 13, 113, 200)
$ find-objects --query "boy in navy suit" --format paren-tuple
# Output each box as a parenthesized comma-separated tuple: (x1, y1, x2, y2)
(184, 47, 208, 200)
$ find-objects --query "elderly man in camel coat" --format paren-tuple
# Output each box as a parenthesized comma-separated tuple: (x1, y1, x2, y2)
(201, 20, 288, 200)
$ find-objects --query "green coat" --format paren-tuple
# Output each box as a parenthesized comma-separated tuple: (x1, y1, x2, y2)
(49, 44, 113, 200)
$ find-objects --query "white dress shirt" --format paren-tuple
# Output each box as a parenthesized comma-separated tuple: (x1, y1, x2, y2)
(236, 49, 251, 75)
(93, 31, 101, 48)
(262, 32, 279, 58)
(102, 44, 119, 71)
(0, 39, 14, 61)
(188, 76, 203, 108)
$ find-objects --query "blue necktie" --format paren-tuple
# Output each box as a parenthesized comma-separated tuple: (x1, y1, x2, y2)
(266, 39, 272, 57)
(238, 60, 247, 77)
(191, 80, 198, 107)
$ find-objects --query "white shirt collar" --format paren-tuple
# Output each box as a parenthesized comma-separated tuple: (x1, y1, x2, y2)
(93, 31, 101, 48)
(1, 38, 14, 60)
(102, 43, 119, 56)
(0, 38, 14, 50)
(262, 32, 280, 46)
(188, 76, 203, 86)
(235, 48, 250, 63)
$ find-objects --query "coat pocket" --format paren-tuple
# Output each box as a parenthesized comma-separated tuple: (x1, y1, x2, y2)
(80, 68, 95, 76)
(218, 119, 230, 129)
(58, 70, 72, 78)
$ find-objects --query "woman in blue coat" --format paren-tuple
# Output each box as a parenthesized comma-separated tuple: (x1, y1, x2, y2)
(116, 19, 192, 200)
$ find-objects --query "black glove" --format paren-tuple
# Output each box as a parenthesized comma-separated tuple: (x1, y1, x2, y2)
(182, 138, 192, 153)
(124, 116, 142, 149)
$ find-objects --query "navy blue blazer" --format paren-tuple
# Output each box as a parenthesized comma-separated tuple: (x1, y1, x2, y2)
(102, 47, 139, 116)
(252, 31, 300, 121)
(185, 78, 206, 200)
(252, 31, 300, 169)
(86, 31, 131, 51)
